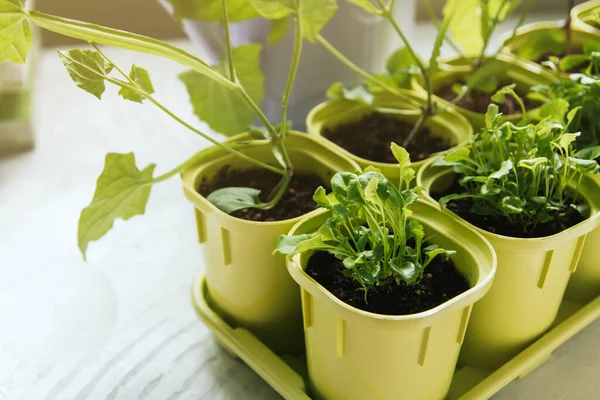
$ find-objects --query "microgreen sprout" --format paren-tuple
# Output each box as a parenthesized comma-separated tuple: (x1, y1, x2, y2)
(437, 103, 598, 234)
(276, 143, 455, 292)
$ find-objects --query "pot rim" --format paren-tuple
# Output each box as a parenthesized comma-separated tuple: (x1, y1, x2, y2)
(416, 156, 600, 245)
(305, 90, 473, 169)
(286, 200, 497, 322)
(572, 0, 600, 34)
(180, 130, 361, 227)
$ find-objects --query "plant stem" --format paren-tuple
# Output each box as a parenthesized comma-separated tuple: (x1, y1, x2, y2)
(565, 0, 575, 55)
(476, 0, 509, 68)
(316, 35, 419, 107)
(402, 107, 429, 148)
(423, 0, 464, 55)
(220, 0, 236, 81)
(508, 0, 534, 45)
(280, 12, 303, 141)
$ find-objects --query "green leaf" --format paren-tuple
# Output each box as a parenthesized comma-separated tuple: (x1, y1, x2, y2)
(424, 246, 456, 267)
(179, 43, 264, 136)
(269, 16, 291, 44)
(559, 55, 588, 72)
(517, 157, 547, 170)
(326, 82, 374, 105)
(78, 153, 156, 258)
(390, 261, 418, 284)
(584, 40, 600, 56)
(296, 234, 330, 254)
(167, 0, 259, 22)
(485, 104, 499, 128)
(489, 160, 513, 179)
(58, 49, 114, 100)
(301, 0, 338, 42)
(391, 142, 411, 168)
(540, 99, 570, 121)
(566, 106, 582, 127)
(557, 132, 581, 151)
(331, 172, 356, 205)
(575, 146, 600, 160)
(207, 187, 263, 213)
(313, 186, 330, 208)
(386, 47, 421, 74)
(442, 148, 470, 163)
(465, 61, 507, 93)
(275, 234, 312, 256)
(344, 0, 379, 13)
(571, 203, 591, 218)
(500, 196, 524, 214)
(0, 0, 31, 64)
(491, 84, 517, 104)
(569, 157, 600, 173)
(118, 65, 155, 103)
(364, 177, 379, 204)
(249, 0, 294, 19)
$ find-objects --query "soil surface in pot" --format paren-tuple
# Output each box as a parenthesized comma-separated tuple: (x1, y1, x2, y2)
(433, 181, 587, 238)
(436, 84, 541, 115)
(198, 166, 326, 222)
(306, 251, 469, 315)
(322, 113, 450, 163)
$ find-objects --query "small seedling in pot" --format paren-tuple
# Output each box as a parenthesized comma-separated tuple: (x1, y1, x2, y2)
(0, 0, 337, 256)
(435, 102, 599, 237)
(276, 144, 468, 314)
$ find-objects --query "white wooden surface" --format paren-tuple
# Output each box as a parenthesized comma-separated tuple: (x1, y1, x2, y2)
(1, 18, 600, 400)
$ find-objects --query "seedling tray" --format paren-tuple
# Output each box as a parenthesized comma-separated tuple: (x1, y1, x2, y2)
(192, 273, 600, 400)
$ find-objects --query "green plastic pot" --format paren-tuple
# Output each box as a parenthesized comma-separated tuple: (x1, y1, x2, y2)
(417, 160, 600, 370)
(0, 90, 30, 122)
(500, 21, 600, 69)
(411, 54, 556, 131)
(181, 131, 360, 354)
(286, 201, 496, 400)
(566, 173, 600, 302)
(305, 90, 473, 181)
(572, 0, 600, 35)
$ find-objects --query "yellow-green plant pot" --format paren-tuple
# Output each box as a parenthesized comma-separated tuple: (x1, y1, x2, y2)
(566, 173, 600, 302)
(500, 21, 600, 68)
(181, 131, 360, 354)
(417, 160, 600, 370)
(411, 54, 556, 131)
(305, 90, 473, 181)
(286, 201, 496, 400)
(572, 0, 600, 35)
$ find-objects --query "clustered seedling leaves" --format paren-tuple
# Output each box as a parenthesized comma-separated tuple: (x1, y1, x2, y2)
(276, 144, 455, 290)
(437, 103, 598, 234)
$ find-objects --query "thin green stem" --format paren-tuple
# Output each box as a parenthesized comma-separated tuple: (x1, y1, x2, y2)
(316, 35, 418, 106)
(220, 0, 236, 81)
(476, 0, 509, 67)
(508, 0, 534, 47)
(423, 0, 464, 55)
(402, 108, 429, 148)
(280, 12, 303, 140)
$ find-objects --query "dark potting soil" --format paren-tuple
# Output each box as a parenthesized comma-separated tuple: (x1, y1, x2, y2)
(433, 181, 587, 238)
(322, 113, 450, 163)
(198, 166, 325, 222)
(436, 85, 541, 115)
(306, 251, 470, 315)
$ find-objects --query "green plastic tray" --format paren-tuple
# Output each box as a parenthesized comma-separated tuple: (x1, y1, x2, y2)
(192, 273, 600, 400)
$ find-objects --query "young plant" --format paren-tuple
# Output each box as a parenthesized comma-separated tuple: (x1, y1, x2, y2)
(437, 103, 599, 234)
(318, 0, 460, 147)
(0, 0, 336, 257)
(276, 143, 455, 291)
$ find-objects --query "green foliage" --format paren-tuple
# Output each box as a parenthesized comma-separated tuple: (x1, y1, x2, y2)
(438, 105, 598, 233)
(78, 153, 156, 258)
(58, 49, 114, 99)
(179, 43, 264, 136)
(445, 0, 522, 55)
(276, 144, 456, 289)
(326, 82, 374, 105)
(118, 65, 155, 103)
(269, 16, 291, 44)
(167, 0, 259, 22)
(0, 0, 32, 63)
(583, 9, 600, 30)
(207, 187, 263, 213)
(249, 0, 337, 42)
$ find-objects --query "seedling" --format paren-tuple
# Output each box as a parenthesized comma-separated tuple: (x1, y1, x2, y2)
(437, 102, 598, 234)
(276, 143, 455, 291)
(0, 0, 337, 257)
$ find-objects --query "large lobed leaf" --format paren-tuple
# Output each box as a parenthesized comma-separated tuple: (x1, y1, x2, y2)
(78, 153, 156, 258)
(0, 0, 32, 64)
(179, 43, 264, 136)
(167, 0, 259, 22)
(58, 49, 114, 99)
